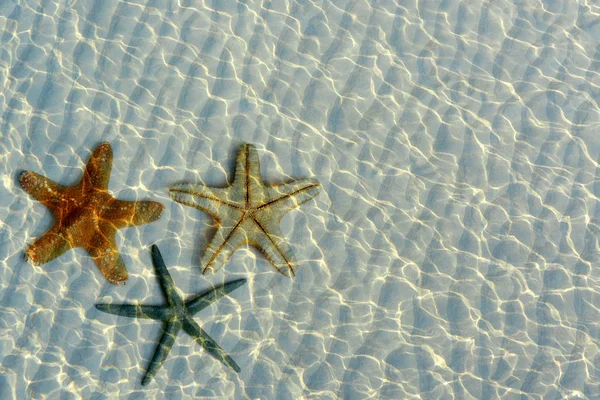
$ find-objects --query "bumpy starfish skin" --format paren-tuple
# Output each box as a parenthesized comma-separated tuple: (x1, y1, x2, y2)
(96, 245, 246, 385)
(19, 142, 163, 284)
(169, 144, 321, 277)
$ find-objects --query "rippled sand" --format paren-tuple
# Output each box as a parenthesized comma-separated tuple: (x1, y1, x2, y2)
(1, 1, 600, 399)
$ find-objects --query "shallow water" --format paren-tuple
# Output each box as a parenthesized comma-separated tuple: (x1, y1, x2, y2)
(1, 0, 600, 399)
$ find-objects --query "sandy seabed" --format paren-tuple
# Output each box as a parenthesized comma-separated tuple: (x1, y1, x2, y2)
(1, 1, 600, 399)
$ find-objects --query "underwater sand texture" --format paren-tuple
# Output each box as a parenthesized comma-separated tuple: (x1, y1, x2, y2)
(1, 0, 600, 399)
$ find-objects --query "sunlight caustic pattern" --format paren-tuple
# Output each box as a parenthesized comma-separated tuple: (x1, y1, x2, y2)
(0, 0, 600, 398)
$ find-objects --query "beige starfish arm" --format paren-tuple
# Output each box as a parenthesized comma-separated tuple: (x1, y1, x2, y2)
(83, 142, 113, 191)
(200, 222, 248, 274)
(169, 183, 239, 219)
(250, 218, 296, 277)
(261, 178, 321, 220)
(101, 199, 163, 228)
(85, 231, 129, 284)
(19, 171, 70, 209)
(25, 226, 72, 266)
(232, 144, 263, 206)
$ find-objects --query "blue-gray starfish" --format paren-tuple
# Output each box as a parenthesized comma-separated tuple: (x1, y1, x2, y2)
(96, 245, 246, 385)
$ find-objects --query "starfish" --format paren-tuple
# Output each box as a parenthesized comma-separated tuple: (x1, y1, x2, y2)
(96, 245, 245, 386)
(19, 142, 163, 284)
(169, 144, 321, 277)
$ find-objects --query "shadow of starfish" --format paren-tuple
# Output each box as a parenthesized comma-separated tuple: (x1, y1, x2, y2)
(95, 245, 246, 386)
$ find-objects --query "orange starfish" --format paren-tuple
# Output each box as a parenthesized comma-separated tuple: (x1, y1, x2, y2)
(19, 142, 163, 284)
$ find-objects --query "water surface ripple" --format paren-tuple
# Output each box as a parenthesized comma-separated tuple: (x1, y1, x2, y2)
(1, 1, 600, 399)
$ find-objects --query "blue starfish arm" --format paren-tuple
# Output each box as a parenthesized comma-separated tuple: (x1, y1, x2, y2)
(141, 320, 183, 386)
(186, 278, 247, 316)
(181, 316, 241, 373)
(151, 245, 184, 308)
(95, 304, 173, 320)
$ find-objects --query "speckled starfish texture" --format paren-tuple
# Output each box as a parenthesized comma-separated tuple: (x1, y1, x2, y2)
(19, 142, 163, 284)
(169, 144, 320, 277)
(96, 245, 246, 386)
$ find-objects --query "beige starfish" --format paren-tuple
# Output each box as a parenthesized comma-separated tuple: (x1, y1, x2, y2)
(169, 144, 321, 277)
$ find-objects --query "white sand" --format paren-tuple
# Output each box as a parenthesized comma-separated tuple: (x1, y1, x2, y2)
(1, 0, 599, 398)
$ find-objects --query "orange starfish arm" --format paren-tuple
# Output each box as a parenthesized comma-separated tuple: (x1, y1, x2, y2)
(101, 199, 163, 229)
(85, 230, 128, 284)
(83, 142, 113, 191)
(19, 171, 69, 209)
(25, 225, 72, 266)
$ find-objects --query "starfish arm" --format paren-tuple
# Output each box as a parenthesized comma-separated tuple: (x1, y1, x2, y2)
(101, 199, 163, 229)
(181, 316, 241, 373)
(261, 178, 321, 220)
(85, 231, 129, 284)
(232, 144, 262, 207)
(186, 278, 247, 315)
(95, 304, 172, 320)
(251, 218, 296, 277)
(25, 226, 72, 266)
(141, 319, 183, 386)
(82, 142, 113, 191)
(19, 171, 70, 210)
(200, 222, 248, 274)
(151, 245, 183, 308)
(169, 183, 239, 219)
